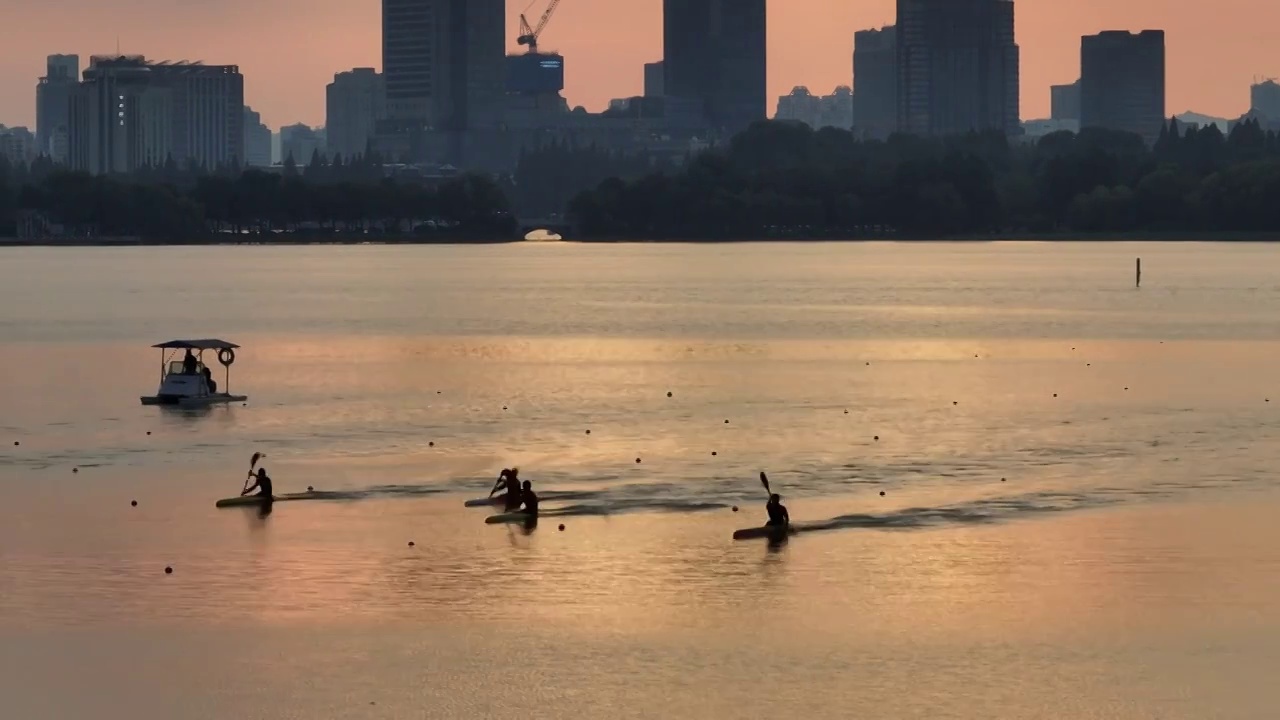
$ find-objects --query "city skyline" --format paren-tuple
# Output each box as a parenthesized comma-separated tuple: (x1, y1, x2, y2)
(0, 0, 1274, 130)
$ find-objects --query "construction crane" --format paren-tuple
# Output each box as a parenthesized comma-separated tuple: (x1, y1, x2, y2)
(517, 0, 563, 55)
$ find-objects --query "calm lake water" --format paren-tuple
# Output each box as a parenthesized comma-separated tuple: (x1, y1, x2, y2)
(2, 242, 1280, 719)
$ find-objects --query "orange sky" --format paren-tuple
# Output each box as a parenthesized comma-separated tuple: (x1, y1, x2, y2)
(0, 0, 1272, 130)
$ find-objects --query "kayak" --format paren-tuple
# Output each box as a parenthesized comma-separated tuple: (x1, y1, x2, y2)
(464, 497, 506, 508)
(215, 491, 320, 508)
(732, 524, 796, 541)
(485, 512, 538, 525)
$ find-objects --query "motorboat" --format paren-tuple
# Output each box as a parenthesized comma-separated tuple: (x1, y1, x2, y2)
(139, 339, 248, 407)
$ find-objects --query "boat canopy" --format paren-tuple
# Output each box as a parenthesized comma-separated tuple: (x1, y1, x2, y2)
(151, 339, 240, 350)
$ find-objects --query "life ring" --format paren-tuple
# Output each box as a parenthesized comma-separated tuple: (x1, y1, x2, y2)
(217, 348, 236, 366)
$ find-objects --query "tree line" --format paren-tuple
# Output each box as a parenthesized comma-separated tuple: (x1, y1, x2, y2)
(0, 151, 515, 241)
(511, 139, 664, 217)
(568, 118, 1280, 239)
(8, 119, 1280, 241)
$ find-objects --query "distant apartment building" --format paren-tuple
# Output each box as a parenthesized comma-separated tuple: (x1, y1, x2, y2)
(67, 55, 244, 174)
(1051, 80, 1081, 121)
(644, 61, 665, 98)
(896, 0, 1020, 136)
(242, 106, 272, 167)
(280, 123, 325, 164)
(1080, 30, 1165, 144)
(664, 0, 767, 134)
(775, 86, 853, 130)
(35, 54, 80, 162)
(327, 68, 384, 159)
(1250, 79, 1280, 119)
(1021, 118, 1079, 141)
(0, 126, 39, 164)
(853, 26, 897, 139)
(775, 87, 821, 125)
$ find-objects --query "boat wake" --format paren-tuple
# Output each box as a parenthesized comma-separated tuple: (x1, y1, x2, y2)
(212, 468, 1232, 533)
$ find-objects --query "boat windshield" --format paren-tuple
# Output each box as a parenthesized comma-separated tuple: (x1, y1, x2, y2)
(167, 360, 207, 375)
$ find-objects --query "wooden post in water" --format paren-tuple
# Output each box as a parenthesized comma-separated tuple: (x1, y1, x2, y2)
(1136, 258, 1142, 288)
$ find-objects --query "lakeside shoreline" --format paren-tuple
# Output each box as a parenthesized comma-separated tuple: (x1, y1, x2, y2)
(4, 231, 1280, 247)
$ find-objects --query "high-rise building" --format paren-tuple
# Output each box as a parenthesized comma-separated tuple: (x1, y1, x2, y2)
(896, 0, 1020, 137)
(853, 26, 897, 139)
(67, 56, 244, 174)
(280, 123, 325, 164)
(327, 68, 385, 159)
(156, 62, 245, 169)
(1051, 80, 1081, 121)
(382, 0, 440, 124)
(445, 0, 505, 132)
(1080, 30, 1165, 144)
(68, 58, 173, 174)
(382, 0, 503, 129)
(36, 54, 80, 162)
(243, 107, 272, 167)
(0, 126, 39, 165)
(644, 61, 665, 98)
(380, 0, 505, 166)
(776, 86, 853, 130)
(776, 87, 823, 125)
(1250, 79, 1280, 119)
(663, 0, 767, 134)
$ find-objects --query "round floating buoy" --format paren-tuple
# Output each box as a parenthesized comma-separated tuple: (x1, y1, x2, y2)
(879, 491, 885, 496)
(242, 403, 247, 407)
(408, 541, 415, 547)
(667, 391, 673, 398)
(844, 409, 849, 414)
(953, 401, 958, 405)
(732, 506, 739, 512)
(1053, 394, 1058, 398)
(217, 348, 235, 366)
(865, 362, 870, 366)
(164, 566, 173, 574)
(131, 500, 138, 507)
(72, 467, 78, 473)
(635, 457, 641, 464)
(437, 391, 442, 394)
(711, 451, 717, 456)
(146, 431, 151, 435)
(974, 354, 978, 358)
(1001, 477, 1006, 482)
(1087, 363, 1091, 367)
(585, 429, 590, 435)
(307, 485, 314, 492)
(502, 405, 508, 411)
(724, 419, 729, 424)
(428, 441, 434, 447)
(874, 435, 880, 441)
(558, 524, 565, 531)
(1124, 387, 1129, 391)
(12, 441, 18, 446)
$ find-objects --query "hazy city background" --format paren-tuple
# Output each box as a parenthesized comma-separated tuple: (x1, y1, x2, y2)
(5, 0, 1280, 241)
(0, 0, 1273, 129)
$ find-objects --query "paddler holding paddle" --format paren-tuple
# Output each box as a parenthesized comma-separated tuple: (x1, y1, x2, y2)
(761, 472, 789, 528)
(489, 467, 522, 511)
(240, 452, 273, 501)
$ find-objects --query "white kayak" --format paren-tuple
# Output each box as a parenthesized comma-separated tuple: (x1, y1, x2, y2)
(732, 524, 797, 541)
(215, 491, 320, 508)
(485, 512, 539, 525)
